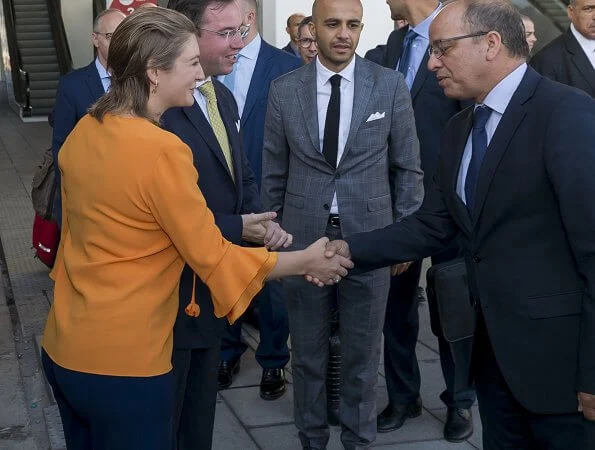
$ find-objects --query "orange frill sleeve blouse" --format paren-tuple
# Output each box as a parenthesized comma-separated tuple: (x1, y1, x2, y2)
(42, 114, 276, 377)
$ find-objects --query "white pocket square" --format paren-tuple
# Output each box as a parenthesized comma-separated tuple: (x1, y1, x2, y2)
(366, 112, 386, 123)
(236, 120, 241, 132)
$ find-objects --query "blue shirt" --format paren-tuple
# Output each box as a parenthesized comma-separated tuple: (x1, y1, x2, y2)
(397, 3, 442, 90)
(94, 58, 110, 93)
(220, 34, 262, 117)
(457, 63, 527, 204)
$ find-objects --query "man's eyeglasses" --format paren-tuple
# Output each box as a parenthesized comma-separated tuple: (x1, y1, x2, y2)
(428, 31, 489, 59)
(298, 38, 316, 48)
(197, 24, 251, 41)
(93, 32, 113, 40)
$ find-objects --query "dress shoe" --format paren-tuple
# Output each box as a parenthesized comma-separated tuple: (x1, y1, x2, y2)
(259, 368, 286, 400)
(444, 407, 473, 442)
(377, 396, 422, 433)
(217, 359, 240, 390)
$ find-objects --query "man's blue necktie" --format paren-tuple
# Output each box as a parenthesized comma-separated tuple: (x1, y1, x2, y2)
(398, 29, 417, 80)
(464, 105, 492, 215)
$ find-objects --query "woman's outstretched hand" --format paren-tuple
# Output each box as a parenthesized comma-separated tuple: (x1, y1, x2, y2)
(302, 238, 354, 287)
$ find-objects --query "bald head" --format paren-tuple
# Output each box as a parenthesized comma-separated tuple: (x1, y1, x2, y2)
(286, 13, 306, 43)
(312, 0, 363, 20)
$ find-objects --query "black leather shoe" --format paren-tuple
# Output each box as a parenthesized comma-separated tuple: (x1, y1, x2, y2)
(444, 407, 473, 442)
(260, 368, 286, 400)
(217, 359, 240, 390)
(377, 396, 422, 433)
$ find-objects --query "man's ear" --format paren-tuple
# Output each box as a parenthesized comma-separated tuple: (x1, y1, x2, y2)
(485, 31, 503, 61)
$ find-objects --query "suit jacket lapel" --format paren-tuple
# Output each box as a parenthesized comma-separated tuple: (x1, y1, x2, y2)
(565, 30, 595, 93)
(448, 108, 473, 235)
(341, 57, 373, 164)
(85, 62, 105, 100)
(242, 44, 272, 126)
(410, 52, 430, 100)
(386, 28, 405, 69)
(214, 81, 242, 187)
(182, 102, 232, 180)
(472, 68, 539, 224)
(298, 62, 322, 155)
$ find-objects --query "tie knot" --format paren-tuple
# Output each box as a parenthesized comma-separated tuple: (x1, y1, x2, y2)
(198, 81, 217, 102)
(330, 74, 342, 88)
(404, 28, 417, 43)
(473, 105, 491, 130)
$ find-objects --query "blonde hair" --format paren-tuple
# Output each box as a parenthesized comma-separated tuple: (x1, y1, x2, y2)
(89, 7, 197, 122)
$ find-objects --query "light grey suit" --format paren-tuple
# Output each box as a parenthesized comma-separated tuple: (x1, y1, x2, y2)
(261, 56, 423, 449)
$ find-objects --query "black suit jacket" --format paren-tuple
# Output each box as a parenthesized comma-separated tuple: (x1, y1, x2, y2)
(161, 80, 261, 349)
(530, 28, 595, 97)
(366, 28, 465, 192)
(347, 68, 595, 414)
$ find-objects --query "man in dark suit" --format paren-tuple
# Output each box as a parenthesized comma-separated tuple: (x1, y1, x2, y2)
(530, 0, 595, 97)
(217, 0, 301, 401)
(51, 8, 125, 224)
(364, 0, 475, 442)
(327, 1, 595, 448)
(164, 1, 291, 449)
(261, 0, 424, 447)
(282, 12, 305, 57)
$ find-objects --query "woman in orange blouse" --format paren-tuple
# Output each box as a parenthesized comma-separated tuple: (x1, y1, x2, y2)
(41, 8, 352, 450)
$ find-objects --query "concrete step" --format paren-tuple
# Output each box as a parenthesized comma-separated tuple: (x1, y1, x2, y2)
(15, 24, 51, 33)
(15, 17, 48, 26)
(22, 54, 59, 66)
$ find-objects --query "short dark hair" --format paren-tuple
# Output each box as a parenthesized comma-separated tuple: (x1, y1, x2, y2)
(297, 15, 312, 39)
(167, 0, 235, 27)
(461, 0, 529, 59)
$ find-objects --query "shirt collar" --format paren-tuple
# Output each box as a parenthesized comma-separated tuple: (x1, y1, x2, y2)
(239, 34, 262, 60)
(195, 76, 212, 90)
(95, 57, 110, 79)
(571, 23, 595, 53)
(480, 63, 527, 115)
(411, 3, 442, 41)
(315, 55, 356, 85)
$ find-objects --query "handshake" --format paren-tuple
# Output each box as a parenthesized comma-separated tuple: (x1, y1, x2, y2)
(300, 238, 352, 287)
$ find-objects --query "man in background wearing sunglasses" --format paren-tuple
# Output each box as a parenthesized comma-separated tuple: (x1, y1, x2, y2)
(51, 8, 125, 226)
(364, 0, 474, 442)
(164, 1, 292, 449)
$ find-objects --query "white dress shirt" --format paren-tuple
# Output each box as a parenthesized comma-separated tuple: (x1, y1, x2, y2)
(220, 34, 261, 117)
(316, 56, 356, 214)
(95, 58, 111, 92)
(193, 77, 212, 125)
(457, 63, 527, 204)
(571, 24, 595, 69)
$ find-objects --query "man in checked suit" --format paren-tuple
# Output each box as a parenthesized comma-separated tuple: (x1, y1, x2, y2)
(364, 0, 475, 442)
(327, 1, 595, 448)
(51, 8, 125, 225)
(164, 1, 291, 449)
(261, 0, 424, 447)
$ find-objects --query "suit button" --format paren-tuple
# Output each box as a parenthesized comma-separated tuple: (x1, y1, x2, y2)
(473, 255, 482, 263)
(335, 172, 341, 180)
(323, 204, 330, 210)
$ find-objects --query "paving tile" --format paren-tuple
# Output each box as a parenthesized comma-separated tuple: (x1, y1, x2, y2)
(212, 400, 259, 450)
(220, 386, 294, 428)
(373, 440, 476, 449)
(418, 359, 449, 410)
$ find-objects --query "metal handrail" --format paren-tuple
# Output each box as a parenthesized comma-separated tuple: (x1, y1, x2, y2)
(2, 0, 28, 106)
(46, 0, 72, 74)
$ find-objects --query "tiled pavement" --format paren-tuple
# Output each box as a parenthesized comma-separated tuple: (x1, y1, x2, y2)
(0, 105, 482, 449)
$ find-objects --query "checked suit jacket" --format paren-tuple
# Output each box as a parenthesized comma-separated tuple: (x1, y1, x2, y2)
(261, 56, 424, 247)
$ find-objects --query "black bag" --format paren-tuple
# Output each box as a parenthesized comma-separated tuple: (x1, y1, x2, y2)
(426, 258, 476, 343)
(31, 148, 57, 220)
